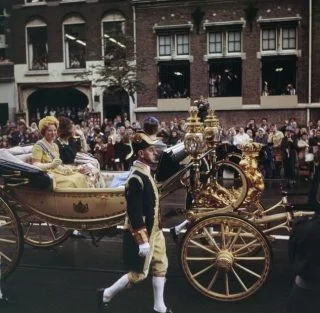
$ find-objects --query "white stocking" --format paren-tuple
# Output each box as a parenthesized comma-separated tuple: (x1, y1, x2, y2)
(103, 274, 129, 303)
(174, 220, 189, 234)
(152, 276, 167, 313)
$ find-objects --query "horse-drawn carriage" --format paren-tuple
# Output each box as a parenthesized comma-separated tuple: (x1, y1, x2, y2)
(0, 107, 316, 302)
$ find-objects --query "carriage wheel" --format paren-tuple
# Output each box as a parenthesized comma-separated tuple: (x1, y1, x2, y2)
(180, 214, 272, 301)
(18, 212, 71, 248)
(0, 197, 23, 281)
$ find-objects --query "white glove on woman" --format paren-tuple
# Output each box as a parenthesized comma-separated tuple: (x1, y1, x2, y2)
(138, 242, 150, 257)
(50, 158, 62, 169)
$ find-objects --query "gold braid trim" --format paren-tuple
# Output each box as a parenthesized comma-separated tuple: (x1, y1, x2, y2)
(131, 228, 149, 244)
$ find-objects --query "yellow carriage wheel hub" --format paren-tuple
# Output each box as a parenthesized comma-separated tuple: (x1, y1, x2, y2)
(215, 250, 234, 272)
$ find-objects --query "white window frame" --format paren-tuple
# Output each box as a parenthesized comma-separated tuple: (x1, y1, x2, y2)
(281, 27, 297, 51)
(258, 17, 299, 57)
(157, 33, 190, 60)
(63, 15, 86, 69)
(261, 28, 277, 51)
(207, 29, 242, 57)
(101, 12, 126, 58)
(208, 31, 223, 55)
(25, 18, 48, 71)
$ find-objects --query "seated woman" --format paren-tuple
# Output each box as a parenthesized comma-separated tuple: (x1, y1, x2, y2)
(32, 116, 89, 189)
(56, 116, 104, 188)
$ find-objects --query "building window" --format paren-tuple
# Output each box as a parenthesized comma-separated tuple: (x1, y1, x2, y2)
(208, 59, 241, 97)
(261, 56, 296, 96)
(26, 19, 48, 71)
(158, 61, 190, 98)
(102, 12, 126, 60)
(262, 29, 276, 51)
(207, 29, 242, 56)
(282, 27, 296, 50)
(157, 33, 189, 58)
(227, 31, 241, 53)
(159, 35, 171, 56)
(208, 32, 222, 54)
(63, 16, 86, 69)
(261, 26, 296, 53)
(176, 34, 189, 55)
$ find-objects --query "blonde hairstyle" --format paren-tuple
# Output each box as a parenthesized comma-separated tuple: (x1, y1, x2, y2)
(38, 116, 59, 136)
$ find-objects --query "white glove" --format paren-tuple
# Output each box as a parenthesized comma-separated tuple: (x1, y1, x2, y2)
(50, 158, 62, 169)
(138, 242, 150, 257)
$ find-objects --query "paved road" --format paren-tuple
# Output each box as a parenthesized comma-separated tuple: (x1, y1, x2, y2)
(1, 180, 309, 313)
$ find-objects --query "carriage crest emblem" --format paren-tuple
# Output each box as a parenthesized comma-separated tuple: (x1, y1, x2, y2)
(73, 201, 89, 213)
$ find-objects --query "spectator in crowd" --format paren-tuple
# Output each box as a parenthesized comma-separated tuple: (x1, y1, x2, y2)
(281, 126, 298, 187)
(268, 124, 284, 178)
(233, 127, 250, 150)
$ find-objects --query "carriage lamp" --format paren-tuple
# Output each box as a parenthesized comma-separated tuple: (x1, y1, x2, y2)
(184, 106, 205, 158)
(204, 108, 220, 148)
(204, 109, 220, 165)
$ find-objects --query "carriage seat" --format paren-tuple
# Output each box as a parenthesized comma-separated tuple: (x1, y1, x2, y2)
(101, 171, 130, 188)
(5, 145, 33, 163)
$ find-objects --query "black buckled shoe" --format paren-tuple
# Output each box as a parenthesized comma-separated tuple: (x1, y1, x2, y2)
(153, 308, 173, 313)
(96, 288, 110, 313)
(170, 227, 178, 244)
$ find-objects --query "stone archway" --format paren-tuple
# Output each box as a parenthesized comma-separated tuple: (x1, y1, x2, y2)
(27, 87, 89, 124)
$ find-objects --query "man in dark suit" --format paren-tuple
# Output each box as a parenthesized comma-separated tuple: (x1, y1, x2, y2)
(287, 163, 320, 313)
(97, 131, 172, 313)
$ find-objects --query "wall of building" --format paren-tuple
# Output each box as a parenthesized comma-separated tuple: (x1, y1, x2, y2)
(0, 82, 17, 121)
(133, 0, 313, 126)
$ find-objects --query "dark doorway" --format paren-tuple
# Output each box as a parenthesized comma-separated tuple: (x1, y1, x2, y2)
(27, 87, 89, 123)
(103, 86, 129, 120)
(0, 103, 8, 125)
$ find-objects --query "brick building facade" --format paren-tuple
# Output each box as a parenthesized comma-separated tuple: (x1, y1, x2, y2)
(4, 0, 320, 129)
(133, 0, 320, 128)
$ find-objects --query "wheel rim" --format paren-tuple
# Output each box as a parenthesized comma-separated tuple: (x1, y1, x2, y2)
(180, 214, 272, 301)
(0, 198, 23, 280)
(19, 212, 71, 248)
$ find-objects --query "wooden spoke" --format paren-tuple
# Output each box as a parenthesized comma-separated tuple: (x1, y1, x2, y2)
(186, 256, 215, 261)
(234, 262, 261, 279)
(227, 226, 242, 250)
(0, 251, 12, 263)
(207, 270, 220, 290)
(221, 223, 226, 249)
(203, 227, 221, 251)
(189, 239, 217, 255)
(231, 267, 248, 291)
(46, 223, 57, 241)
(234, 256, 266, 261)
(192, 263, 215, 278)
(233, 239, 259, 255)
(0, 238, 17, 244)
(225, 272, 230, 296)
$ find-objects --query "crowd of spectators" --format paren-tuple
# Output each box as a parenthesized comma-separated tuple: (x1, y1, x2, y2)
(1, 110, 320, 186)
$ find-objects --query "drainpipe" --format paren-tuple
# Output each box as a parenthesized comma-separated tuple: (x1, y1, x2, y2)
(131, 3, 137, 122)
(307, 0, 312, 124)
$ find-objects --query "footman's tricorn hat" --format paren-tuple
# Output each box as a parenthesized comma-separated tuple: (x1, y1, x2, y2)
(132, 131, 158, 154)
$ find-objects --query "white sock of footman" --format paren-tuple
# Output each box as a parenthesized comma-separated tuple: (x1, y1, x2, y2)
(152, 276, 167, 313)
(103, 274, 129, 303)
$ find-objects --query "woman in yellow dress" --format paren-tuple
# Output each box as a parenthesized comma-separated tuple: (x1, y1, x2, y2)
(32, 116, 89, 189)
